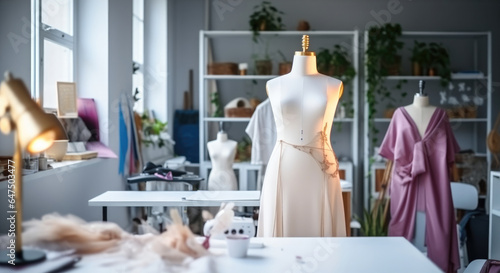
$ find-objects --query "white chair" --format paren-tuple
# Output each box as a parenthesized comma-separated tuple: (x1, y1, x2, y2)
(463, 259, 487, 273)
(451, 182, 479, 273)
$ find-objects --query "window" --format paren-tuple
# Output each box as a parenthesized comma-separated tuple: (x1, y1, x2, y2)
(33, 0, 75, 109)
(133, 0, 144, 113)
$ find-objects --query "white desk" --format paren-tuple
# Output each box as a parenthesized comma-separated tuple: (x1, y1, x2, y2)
(63, 237, 442, 273)
(88, 190, 261, 221)
(213, 237, 443, 273)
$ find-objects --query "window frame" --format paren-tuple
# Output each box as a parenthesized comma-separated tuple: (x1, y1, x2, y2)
(32, 0, 76, 108)
(132, 0, 144, 113)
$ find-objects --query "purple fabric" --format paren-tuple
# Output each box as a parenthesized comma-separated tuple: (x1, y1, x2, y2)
(480, 259, 500, 273)
(379, 107, 460, 273)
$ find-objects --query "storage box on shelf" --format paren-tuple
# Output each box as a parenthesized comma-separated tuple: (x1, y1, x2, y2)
(363, 31, 492, 208)
(199, 30, 359, 192)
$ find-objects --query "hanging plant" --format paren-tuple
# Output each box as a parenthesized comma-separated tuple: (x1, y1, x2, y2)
(366, 23, 404, 145)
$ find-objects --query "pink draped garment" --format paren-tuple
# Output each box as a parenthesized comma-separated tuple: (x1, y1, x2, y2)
(379, 107, 460, 273)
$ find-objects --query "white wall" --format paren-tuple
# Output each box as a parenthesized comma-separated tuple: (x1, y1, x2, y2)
(144, 0, 168, 124)
(0, 0, 31, 156)
(76, 0, 110, 147)
(0, 0, 133, 233)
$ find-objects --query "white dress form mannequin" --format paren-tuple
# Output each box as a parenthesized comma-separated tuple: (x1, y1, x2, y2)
(258, 36, 346, 237)
(207, 131, 238, 191)
(404, 95, 437, 138)
(404, 89, 437, 252)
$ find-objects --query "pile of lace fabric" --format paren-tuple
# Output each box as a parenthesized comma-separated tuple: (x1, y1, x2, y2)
(20, 203, 235, 272)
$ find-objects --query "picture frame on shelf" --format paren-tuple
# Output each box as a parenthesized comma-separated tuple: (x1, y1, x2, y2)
(56, 81, 78, 118)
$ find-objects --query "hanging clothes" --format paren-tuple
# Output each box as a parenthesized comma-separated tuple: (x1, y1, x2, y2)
(245, 99, 276, 165)
(379, 107, 460, 273)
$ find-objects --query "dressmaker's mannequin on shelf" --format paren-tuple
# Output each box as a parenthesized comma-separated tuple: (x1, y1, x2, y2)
(258, 35, 346, 237)
(207, 126, 238, 191)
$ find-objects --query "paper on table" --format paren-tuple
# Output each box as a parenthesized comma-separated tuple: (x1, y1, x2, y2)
(185, 191, 260, 201)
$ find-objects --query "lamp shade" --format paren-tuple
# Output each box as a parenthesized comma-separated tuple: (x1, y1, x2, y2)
(45, 113, 69, 141)
(0, 72, 66, 153)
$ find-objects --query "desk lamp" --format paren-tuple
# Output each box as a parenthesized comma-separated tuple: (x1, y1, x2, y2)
(0, 72, 66, 265)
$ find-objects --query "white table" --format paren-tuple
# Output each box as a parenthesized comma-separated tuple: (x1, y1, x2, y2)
(212, 237, 443, 273)
(61, 237, 442, 273)
(88, 190, 261, 221)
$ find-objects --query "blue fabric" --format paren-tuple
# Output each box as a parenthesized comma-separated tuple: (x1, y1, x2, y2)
(126, 99, 139, 162)
(173, 110, 199, 163)
(118, 102, 129, 175)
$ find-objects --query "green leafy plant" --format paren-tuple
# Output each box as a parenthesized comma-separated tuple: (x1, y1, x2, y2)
(428, 42, 451, 87)
(317, 48, 334, 75)
(249, 1, 285, 43)
(210, 91, 223, 117)
(356, 199, 389, 236)
(356, 161, 392, 236)
(141, 112, 168, 148)
(410, 40, 430, 76)
(317, 45, 357, 130)
(236, 136, 252, 162)
(366, 23, 404, 145)
(410, 41, 429, 64)
(410, 41, 451, 86)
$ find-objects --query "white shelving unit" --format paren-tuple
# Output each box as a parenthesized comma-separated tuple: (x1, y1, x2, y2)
(490, 171, 500, 259)
(363, 31, 492, 207)
(199, 30, 359, 190)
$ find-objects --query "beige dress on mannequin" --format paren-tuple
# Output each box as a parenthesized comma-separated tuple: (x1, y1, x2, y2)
(207, 131, 238, 191)
(257, 52, 346, 237)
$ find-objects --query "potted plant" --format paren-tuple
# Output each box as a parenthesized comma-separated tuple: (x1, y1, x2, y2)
(428, 42, 451, 86)
(251, 36, 274, 75)
(317, 45, 356, 80)
(277, 50, 292, 75)
(331, 45, 356, 80)
(249, 1, 285, 42)
(249, 1, 285, 75)
(317, 48, 334, 76)
(410, 40, 430, 76)
(140, 112, 170, 148)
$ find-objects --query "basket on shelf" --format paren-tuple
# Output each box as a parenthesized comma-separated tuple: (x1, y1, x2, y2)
(446, 106, 477, 119)
(224, 97, 254, 118)
(207, 63, 238, 75)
